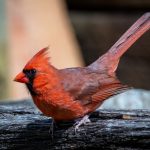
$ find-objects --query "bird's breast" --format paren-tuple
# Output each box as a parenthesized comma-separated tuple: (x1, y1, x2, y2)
(32, 90, 87, 121)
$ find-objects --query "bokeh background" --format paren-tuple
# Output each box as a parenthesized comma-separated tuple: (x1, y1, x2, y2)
(0, 0, 150, 109)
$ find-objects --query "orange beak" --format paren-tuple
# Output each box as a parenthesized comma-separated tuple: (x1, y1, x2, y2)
(14, 72, 29, 83)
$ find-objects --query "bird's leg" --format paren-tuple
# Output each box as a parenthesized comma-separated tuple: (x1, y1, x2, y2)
(49, 118, 56, 141)
(74, 115, 91, 133)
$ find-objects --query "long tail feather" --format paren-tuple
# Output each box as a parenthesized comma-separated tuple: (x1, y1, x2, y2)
(88, 13, 150, 74)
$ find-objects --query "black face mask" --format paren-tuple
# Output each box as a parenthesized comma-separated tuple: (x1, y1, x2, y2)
(23, 69, 37, 95)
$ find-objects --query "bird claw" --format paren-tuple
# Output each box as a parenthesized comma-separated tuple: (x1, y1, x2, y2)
(74, 115, 90, 134)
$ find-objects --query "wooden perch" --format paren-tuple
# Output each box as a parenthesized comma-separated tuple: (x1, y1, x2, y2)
(0, 100, 150, 150)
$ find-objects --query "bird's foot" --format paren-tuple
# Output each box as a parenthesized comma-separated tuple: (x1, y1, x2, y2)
(74, 115, 90, 134)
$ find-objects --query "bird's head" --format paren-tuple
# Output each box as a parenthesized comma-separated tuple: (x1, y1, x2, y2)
(14, 47, 58, 95)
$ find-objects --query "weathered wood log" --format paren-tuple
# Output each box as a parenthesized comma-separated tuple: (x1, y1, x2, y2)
(0, 100, 150, 150)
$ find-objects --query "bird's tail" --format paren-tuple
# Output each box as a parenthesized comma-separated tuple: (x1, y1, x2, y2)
(88, 13, 150, 75)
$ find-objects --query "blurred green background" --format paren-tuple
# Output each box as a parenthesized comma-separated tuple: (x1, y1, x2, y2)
(0, 0, 7, 99)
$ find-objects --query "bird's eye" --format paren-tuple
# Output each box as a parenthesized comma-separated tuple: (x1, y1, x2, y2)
(23, 69, 36, 76)
(30, 69, 36, 75)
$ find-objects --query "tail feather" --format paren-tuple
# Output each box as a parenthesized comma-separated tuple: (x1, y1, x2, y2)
(88, 13, 150, 74)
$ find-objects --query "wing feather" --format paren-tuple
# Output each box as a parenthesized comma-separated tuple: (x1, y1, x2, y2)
(92, 82, 129, 103)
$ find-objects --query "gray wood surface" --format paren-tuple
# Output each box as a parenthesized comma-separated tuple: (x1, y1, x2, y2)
(0, 100, 150, 150)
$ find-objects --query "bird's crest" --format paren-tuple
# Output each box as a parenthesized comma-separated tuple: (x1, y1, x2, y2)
(24, 47, 50, 69)
(32, 46, 49, 61)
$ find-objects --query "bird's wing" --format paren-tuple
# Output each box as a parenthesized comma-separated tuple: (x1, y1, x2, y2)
(80, 81, 129, 113)
(77, 81, 129, 107)
(91, 82, 129, 103)
(59, 68, 129, 107)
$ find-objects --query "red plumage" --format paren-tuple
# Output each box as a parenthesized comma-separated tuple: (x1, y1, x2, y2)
(14, 13, 150, 122)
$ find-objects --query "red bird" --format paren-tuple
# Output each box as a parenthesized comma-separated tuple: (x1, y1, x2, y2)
(14, 13, 150, 130)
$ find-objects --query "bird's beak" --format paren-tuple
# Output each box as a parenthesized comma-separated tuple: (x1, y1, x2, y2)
(14, 72, 29, 83)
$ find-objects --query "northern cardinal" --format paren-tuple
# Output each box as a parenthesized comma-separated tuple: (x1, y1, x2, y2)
(14, 13, 150, 130)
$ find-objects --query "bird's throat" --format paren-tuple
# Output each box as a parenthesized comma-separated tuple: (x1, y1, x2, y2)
(26, 83, 37, 96)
